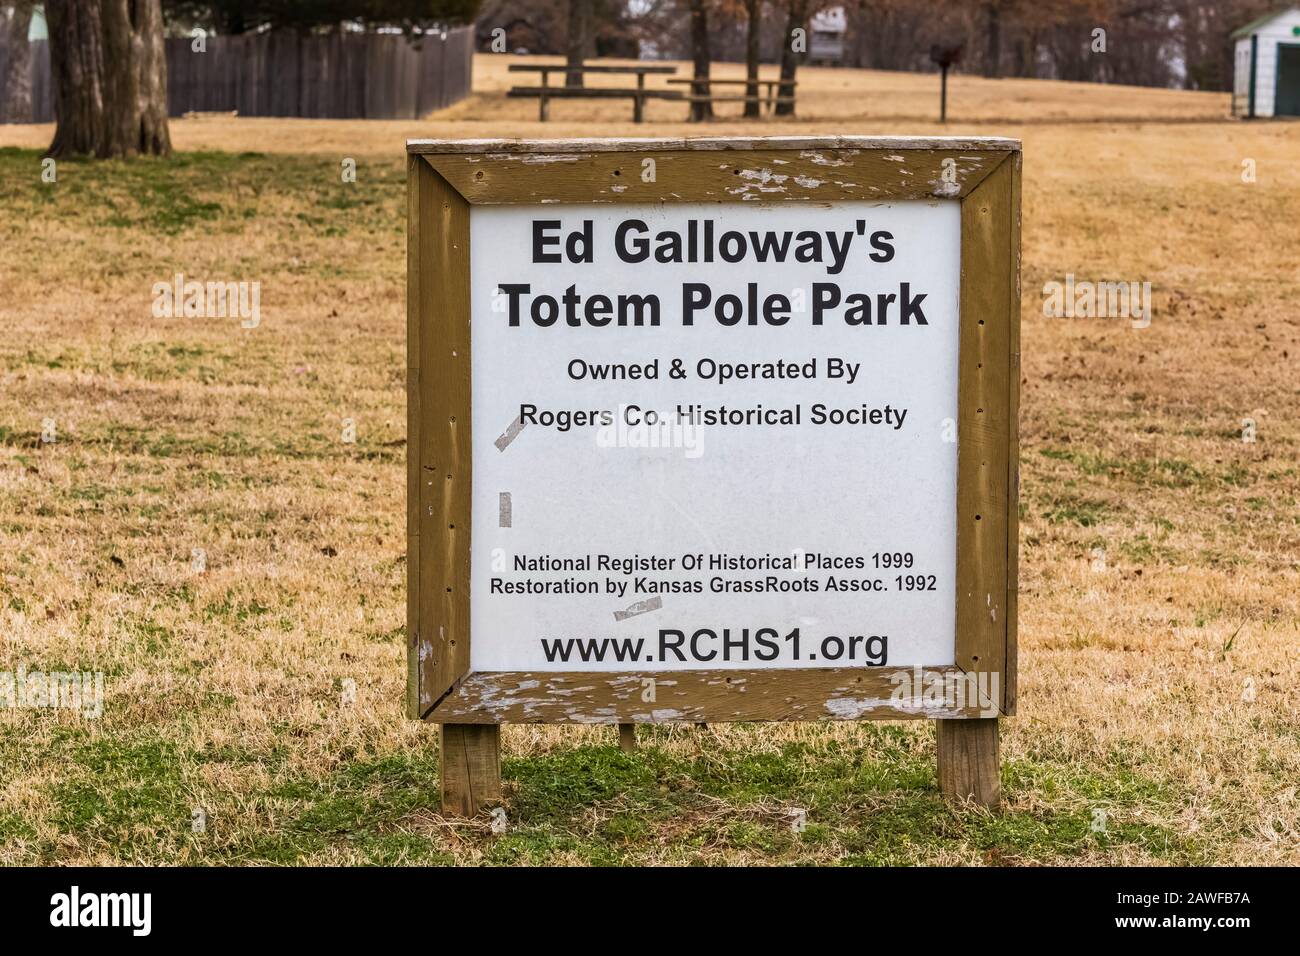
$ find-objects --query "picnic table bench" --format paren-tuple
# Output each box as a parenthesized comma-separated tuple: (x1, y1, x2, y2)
(508, 64, 680, 123)
(667, 77, 797, 114)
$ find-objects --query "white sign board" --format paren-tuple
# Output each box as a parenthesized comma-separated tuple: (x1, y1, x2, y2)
(469, 201, 961, 673)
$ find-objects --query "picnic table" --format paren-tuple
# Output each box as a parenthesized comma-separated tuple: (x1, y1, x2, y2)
(508, 63, 680, 123)
(667, 77, 797, 115)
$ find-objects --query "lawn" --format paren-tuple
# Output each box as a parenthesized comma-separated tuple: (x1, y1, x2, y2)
(0, 55, 1296, 865)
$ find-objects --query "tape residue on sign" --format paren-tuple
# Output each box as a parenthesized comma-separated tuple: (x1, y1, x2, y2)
(494, 415, 526, 451)
(613, 596, 663, 621)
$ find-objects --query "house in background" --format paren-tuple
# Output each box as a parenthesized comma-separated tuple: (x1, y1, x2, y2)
(808, 6, 845, 65)
(1232, 6, 1300, 117)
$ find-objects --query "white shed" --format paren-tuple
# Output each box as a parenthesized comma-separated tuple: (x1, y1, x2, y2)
(808, 6, 846, 65)
(1232, 6, 1300, 117)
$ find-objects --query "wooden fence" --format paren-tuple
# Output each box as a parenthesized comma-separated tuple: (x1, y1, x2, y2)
(0, 27, 473, 123)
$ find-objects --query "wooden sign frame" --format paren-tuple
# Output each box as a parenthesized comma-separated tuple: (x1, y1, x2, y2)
(407, 136, 1021, 813)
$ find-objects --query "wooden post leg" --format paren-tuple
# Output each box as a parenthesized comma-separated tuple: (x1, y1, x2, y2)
(633, 94, 644, 123)
(440, 723, 501, 816)
(936, 718, 1000, 808)
(539, 92, 548, 122)
(618, 723, 636, 752)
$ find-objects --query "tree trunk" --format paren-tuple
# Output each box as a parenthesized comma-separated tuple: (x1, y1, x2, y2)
(845, 0, 868, 69)
(99, 0, 141, 156)
(1, 3, 34, 123)
(1021, 29, 1039, 78)
(984, 3, 1001, 79)
(565, 0, 590, 88)
(134, 0, 171, 154)
(688, 0, 712, 121)
(775, 0, 807, 117)
(45, 0, 171, 158)
(743, 0, 761, 118)
(45, 0, 107, 157)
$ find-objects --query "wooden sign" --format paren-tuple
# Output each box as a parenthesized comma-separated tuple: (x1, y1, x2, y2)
(406, 136, 1021, 814)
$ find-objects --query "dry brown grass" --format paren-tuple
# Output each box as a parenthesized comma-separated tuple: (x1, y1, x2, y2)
(0, 55, 1295, 866)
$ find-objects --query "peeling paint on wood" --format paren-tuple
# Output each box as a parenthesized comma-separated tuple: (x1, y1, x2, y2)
(430, 667, 988, 724)
(409, 136, 1020, 155)
(419, 141, 1015, 206)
